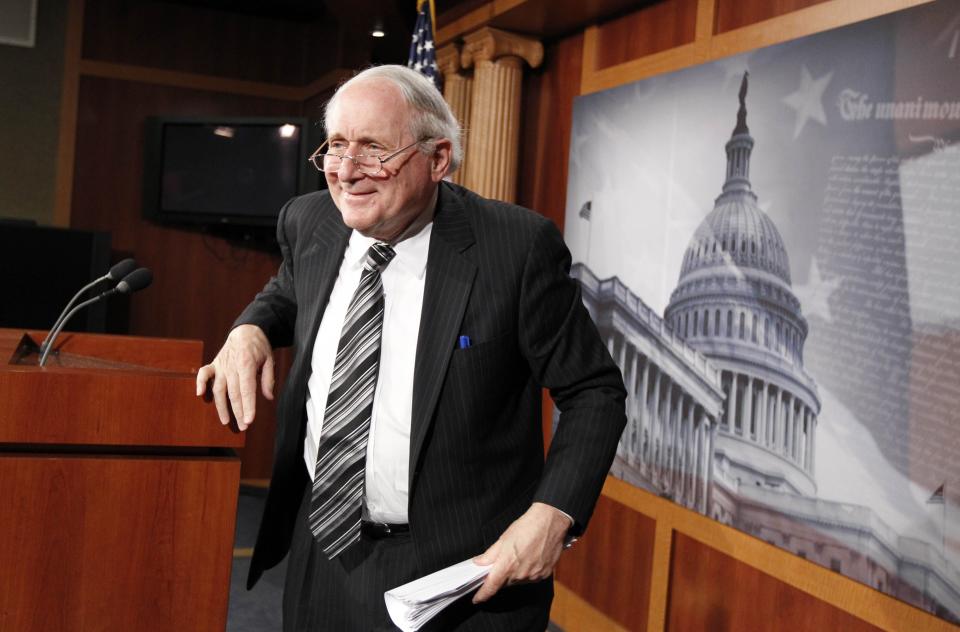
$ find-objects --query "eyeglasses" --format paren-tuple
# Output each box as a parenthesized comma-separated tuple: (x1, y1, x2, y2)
(308, 138, 426, 176)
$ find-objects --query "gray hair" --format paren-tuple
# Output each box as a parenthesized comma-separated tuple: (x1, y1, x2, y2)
(324, 65, 463, 174)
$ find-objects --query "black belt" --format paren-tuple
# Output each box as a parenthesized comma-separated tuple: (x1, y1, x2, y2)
(361, 520, 410, 539)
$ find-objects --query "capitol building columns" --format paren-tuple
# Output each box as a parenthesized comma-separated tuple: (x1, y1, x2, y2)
(760, 381, 770, 448)
(713, 368, 820, 479)
(624, 354, 635, 462)
(726, 372, 737, 431)
(682, 402, 695, 502)
(793, 398, 802, 462)
(804, 410, 814, 471)
(638, 360, 651, 469)
(649, 369, 662, 478)
(581, 278, 724, 511)
(771, 390, 780, 452)
(785, 392, 795, 459)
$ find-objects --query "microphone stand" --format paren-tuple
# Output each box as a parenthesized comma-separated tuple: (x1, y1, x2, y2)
(39, 278, 108, 356)
(39, 291, 118, 367)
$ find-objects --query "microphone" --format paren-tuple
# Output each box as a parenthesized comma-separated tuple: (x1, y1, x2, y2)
(39, 267, 153, 367)
(113, 267, 153, 294)
(106, 258, 139, 282)
(40, 258, 138, 355)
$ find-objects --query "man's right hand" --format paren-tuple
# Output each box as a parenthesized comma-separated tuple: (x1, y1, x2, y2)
(195, 324, 275, 431)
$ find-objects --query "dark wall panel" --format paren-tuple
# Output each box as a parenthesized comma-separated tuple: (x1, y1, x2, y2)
(594, 0, 698, 71)
(556, 496, 657, 631)
(668, 532, 884, 632)
(715, 0, 832, 34)
(82, 0, 308, 85)
(517, 32, 583, 230)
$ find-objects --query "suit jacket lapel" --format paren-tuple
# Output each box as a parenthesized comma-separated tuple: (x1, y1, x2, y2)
(298, 202, 351, 372)
(410, 183, 476, 489)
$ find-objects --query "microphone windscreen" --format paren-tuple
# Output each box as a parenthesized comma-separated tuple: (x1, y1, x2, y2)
(107, 258, 137, 281)
(117, 267, 153, 294)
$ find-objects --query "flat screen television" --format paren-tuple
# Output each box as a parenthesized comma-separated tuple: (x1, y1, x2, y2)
(142, 116, 320, 227)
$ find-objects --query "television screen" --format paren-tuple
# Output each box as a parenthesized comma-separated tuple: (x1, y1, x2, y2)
(143, 116, 319, 226)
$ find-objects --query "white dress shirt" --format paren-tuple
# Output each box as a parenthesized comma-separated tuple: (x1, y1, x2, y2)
(303, 221, 431, 524)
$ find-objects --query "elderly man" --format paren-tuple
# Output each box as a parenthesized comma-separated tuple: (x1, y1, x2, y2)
(196, 65, 625, 631)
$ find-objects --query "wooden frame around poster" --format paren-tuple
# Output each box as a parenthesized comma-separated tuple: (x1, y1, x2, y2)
(554, 1, 956, 631)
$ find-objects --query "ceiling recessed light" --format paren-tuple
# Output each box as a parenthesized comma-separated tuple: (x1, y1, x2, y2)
(371, 29, 385, 38)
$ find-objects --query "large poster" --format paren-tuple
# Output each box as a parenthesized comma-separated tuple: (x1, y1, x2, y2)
(564, 0, 960, 621)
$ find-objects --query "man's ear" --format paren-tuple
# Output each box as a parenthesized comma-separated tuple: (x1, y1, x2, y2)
(430, 138, 454, 182)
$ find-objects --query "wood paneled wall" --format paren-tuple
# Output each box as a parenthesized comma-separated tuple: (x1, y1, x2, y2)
(59, 0, 350, 478)
(668, 533, 885, 632)
(592, 0, 699, 71)
(70, 74, 296, 477)
(508, 0, 956, 630)
(518, 33, 583, 226)
(81, 0, 310, 84)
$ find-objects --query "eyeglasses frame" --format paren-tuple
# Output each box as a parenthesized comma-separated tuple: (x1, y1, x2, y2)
(307, 138, 429, 176)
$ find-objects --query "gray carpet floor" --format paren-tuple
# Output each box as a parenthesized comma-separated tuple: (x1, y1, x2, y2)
(228, 486, 285, 631)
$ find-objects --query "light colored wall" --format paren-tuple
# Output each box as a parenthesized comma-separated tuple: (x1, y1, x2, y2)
(0, 0, 67, 225)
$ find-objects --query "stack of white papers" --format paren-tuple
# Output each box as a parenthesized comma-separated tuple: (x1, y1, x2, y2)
(384, 558, 492, 631)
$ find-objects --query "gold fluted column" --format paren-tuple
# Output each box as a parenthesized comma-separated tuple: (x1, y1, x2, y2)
(437, 43, 472, 185)
(460, 27, 543, 202)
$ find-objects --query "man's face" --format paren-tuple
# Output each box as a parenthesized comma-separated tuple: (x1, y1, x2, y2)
(324, 80, 449, 242)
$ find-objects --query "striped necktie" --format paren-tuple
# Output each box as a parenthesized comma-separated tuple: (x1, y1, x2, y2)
(309, 241, 396, 558)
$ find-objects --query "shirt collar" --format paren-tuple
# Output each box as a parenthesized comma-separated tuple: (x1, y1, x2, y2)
(344, 221, 432, 280)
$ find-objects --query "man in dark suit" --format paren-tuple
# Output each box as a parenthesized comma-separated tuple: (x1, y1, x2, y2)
(196, 65, 626, 631)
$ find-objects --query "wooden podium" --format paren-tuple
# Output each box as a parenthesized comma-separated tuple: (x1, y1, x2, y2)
(0, 329, 244, 631)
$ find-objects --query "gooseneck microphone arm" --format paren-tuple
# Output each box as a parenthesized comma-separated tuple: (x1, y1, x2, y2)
(39, 293, 113, 366)
(40, 258, 138, 355)
(39, 267, 153, 367)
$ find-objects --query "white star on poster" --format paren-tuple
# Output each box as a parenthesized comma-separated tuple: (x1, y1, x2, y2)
(794, 257, 842, 323)
(782, 65, 833, 139)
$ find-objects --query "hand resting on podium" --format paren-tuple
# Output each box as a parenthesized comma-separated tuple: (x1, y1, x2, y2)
(195, 324, 274, 431)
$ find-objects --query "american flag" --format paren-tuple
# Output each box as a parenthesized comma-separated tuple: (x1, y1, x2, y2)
(928, 484, 946, 505)
(578, 200, 592, 221)
(408, 0, 441, 91)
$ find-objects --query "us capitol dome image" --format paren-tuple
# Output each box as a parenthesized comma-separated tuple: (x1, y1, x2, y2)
(567, 73, 960, 620)
(662, 73, 821, 510)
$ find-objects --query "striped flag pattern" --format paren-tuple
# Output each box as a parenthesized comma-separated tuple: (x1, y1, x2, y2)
(579, 200, 592, 221)
(408, 0, 440, 90)
(309, 242, 396, 558)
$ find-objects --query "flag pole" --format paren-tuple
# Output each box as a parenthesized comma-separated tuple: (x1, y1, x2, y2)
(927, 482, 947, 557)
(579, 200, 593, 267)
(586, 214, 592, 266)
(944, 483, 948, 557)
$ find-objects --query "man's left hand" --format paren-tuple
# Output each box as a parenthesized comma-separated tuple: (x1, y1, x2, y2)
(472, 502, 572, 604)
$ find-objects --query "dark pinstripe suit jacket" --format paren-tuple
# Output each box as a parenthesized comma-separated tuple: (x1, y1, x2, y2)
(238, 181, 626, 613)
